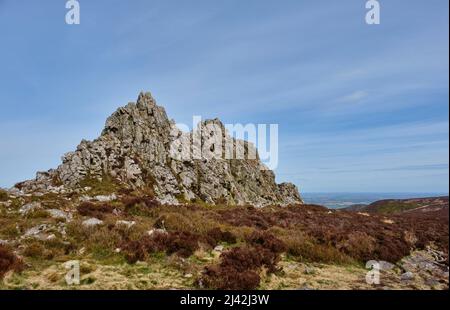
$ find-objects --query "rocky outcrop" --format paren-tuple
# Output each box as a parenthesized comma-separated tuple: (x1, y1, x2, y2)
(13, 92, 302, 206)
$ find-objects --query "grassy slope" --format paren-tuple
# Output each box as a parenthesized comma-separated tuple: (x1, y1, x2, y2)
(0, 185, 448, 290)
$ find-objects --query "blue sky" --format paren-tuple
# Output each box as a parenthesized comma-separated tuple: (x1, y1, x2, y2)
(0, 0, 448, 193)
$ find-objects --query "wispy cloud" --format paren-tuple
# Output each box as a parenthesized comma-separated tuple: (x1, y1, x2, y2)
(336, 91, 368, 104)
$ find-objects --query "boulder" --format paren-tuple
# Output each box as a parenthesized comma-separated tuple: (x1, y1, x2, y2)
(82, 218, 104, 228)
(19, 202, 41, 215)
(47, 209, 72, 221)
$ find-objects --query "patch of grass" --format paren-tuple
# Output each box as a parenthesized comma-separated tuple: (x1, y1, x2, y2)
(0, 189, 8, 202)
(79, 175, 119, 196)
(284, 234, 354, 265)
(25, 209, 51, 219)
(154, 213, 194, 232)
(372, 201, 420, 214)
(122, 195, 159, 216)
(22, 238, 75, 261)
(77, 201, 114, 219)
(0, 245, 24, 278)
(0, 222, 20, 238)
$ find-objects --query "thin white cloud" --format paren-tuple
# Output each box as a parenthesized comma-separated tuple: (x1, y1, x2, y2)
(336, 91, 368, 103)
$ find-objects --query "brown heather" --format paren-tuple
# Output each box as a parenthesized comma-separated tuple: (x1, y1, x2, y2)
(0, 245, 23, 278)
(77, 201, 115, 219)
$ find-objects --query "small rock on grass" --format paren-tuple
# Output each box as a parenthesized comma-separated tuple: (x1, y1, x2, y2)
(213, 245, 224, 252)
(304, 266, 316, 275)
(82, 218, 104, 228)
(116, 220, 136, 229)
(19, 202, 41, 215)
(47, 209, 72, 221)
(401, 271, 415, 281)
(147, 228, 167, 236)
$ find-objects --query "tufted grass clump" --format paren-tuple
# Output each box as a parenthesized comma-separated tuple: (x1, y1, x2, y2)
(0, 245, 24, 278)
(0, 189, 8, 202)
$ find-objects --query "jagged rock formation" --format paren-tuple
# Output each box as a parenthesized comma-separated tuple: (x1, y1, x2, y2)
(13, 92, 302, 206)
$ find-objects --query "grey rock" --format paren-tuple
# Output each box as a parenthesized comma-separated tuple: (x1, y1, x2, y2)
(213, 245, 224, 252)
(12, 92, 303, 207)
(24, 224, 49, 238)
(46, 233, 57, 241)
(79, 195, 93, 202)
(116, 220, 136, 229)
(19, 202, 41, 215)
(401, 271, 415, 281)
(47, 209, 72, 221)
(147, 228, 167, 236)
(379, 261, 395, 271)
(304, 266, 316, 275)
(82, 218, 104, 228)
(425, 278, 440, 287)
(94, 194, 117, 202)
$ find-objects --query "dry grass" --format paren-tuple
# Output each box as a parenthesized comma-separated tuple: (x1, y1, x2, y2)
(1, 192, 448, 290)
(0, 245, 24, 278)
(0, 189, 8, 202)
(77, 202, 114, 219)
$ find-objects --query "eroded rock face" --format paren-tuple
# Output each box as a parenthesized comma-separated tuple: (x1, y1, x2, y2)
(13, 92, 302, 206)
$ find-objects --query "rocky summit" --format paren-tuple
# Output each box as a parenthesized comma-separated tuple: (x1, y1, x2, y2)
(12, 92, 302, 207)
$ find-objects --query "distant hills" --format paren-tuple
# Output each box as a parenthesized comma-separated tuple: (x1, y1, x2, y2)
(344, 196, 449, 216)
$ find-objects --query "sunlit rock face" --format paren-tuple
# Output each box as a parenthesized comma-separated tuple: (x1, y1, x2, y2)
(14, 92, 302, 206)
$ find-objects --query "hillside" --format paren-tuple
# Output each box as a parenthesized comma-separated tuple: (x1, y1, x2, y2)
(344, 196, 449, 216)
(0, 186, 448, 290)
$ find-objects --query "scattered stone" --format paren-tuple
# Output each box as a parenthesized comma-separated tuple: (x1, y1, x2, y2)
(298, 285, 314, 290)
(116, 220, 136, 229)
(147, 228, 167, 236)
(184, 273, 193, 278)
(19, 201, 41, 215)
(0, 200, 12, 207)
(47, 209, 72, 221)
(46, 234, 56, 241)
(94, 194, 117, 202)
(304, 266, 316, 275)
(379, 261, 395, 271)
(24, 224, 48, 237)
(425, 278, 440, 287)
(7, 187, 23, 197)
(82, 218, 104, 228)
(22, 224, 57, 240)
(401, 272, 415, 281)
(157, 195, 180, 205)
(213, 245, 224, 252)
(79, 195, 92, 202)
